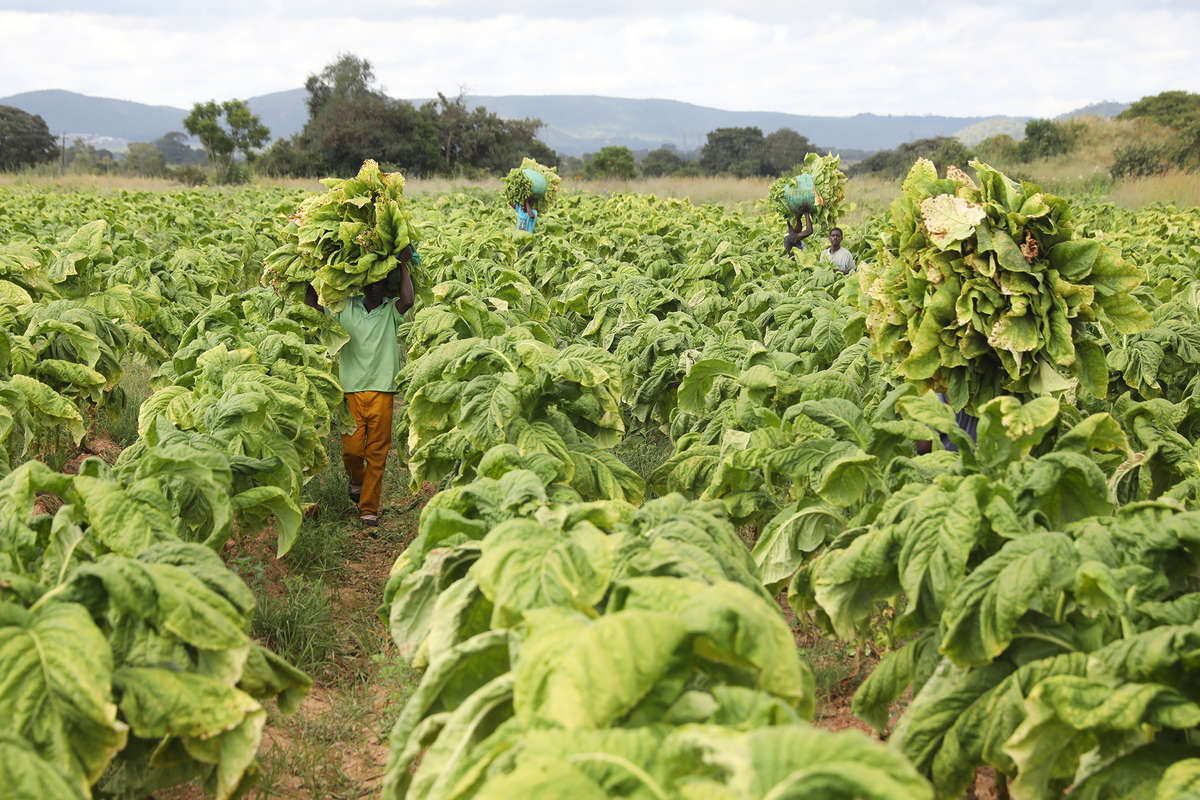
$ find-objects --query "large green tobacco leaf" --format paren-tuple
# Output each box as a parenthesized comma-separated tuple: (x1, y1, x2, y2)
(610, 577, 815, 718)
(660, 724, 933, 800)
(810, 477, 994, 639)
(113, 667, 260, 739)
(0, 601, 128, 794)
(1156, 758, 1200, 799)
(472, 517, 614, 627)
(386, 629, 512, 793)
(852, 629, 939, 732)
(862, 159, 1151, 412)
(455, 726, 664, 799)
(0, 734, 87, 800)
(752, 499, 845, 590)
(469, 758, 610, 800)
(1005, 676, 1200, 800)
(939, 532, 1078, 666)
(974, 396, 1060, 470)
(65, 551, 252, 654)
(9, 373, 86, 443)
(513, 607, 690, 729)
(1070, 744, 1200, 800)
(393, 672, 515, 800)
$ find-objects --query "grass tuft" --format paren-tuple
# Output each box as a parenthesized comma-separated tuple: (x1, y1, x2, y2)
(251, 575, 340, 679)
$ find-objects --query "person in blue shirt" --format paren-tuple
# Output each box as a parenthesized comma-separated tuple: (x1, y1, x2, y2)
(514, 197, 538, 233)
(914, 392, 980, 454)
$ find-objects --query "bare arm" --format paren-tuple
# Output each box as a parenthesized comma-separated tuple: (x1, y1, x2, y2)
(394, 262, 415, 315)
(304, 283, 324, 312)
(794, 209, 814, 241)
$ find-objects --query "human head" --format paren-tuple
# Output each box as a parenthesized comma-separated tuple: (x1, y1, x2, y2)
(364, 278, 388, 308)
(829, 228, 843, 250)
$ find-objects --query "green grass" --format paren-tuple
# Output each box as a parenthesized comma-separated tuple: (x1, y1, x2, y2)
(254, 690, 368, 799)
(95, 359, 154, 448)
(282, 519, 353, 580)
(613, 426, 675, 482)
(251, 575, 341, 679)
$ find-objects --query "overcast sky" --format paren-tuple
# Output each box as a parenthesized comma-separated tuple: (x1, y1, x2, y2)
(1, 1, 1197, 117)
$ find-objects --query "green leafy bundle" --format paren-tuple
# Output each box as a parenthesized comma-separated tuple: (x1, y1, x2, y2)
(861, 159, 1152, 412)
(767, 152, 847, 231)
(261, 159, 420, 312)
(502, 158, 561, 212)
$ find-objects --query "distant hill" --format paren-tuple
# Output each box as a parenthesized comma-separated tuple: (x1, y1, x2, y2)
(954, 117, 1030, 146)
(1056, 101, 1130, 120)
(440, 95, 997, 155)
(2, 88, 1115, 158)
(1, 90, 188, 143)
(0, 88, 307, 149)
(952, 101, 1132, 147)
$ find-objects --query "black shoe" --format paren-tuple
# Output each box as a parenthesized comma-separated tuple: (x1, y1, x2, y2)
(359, 514, 379, 528)
(349, 485, 361, 504)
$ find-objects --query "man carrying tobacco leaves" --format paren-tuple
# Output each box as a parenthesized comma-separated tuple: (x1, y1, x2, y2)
(305, 246, 416, 527)
(783, 206, 814, 257)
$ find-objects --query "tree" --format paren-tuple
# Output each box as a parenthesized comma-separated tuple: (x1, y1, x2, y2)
(975, 134, 1021, 163)
(849, 136, 974, 178)
(0, 105, 58, 171)
(762, 128, 816, 175)
(257, 136, 319, 177)
(153, 131, 205, 165)
(305, 53, 379, 118)
(304, 94, 441, 176)
(426, 91, 549, 175)
(295, 54, 554, 178)
(123, 142, 167, 177)
(1119, 91, 1200, 171)
(1018, 119, 1078, 160)
(64, 137, 115, 174)
(699, 127, 765, 176)
(585, 146, 637, 179)
(1119, 90, 1200, 128)
(641, 146, 684, 177)
(183, 99, 269, 181)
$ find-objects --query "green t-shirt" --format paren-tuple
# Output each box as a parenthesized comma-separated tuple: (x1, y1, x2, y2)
(333, 297, 406, 393)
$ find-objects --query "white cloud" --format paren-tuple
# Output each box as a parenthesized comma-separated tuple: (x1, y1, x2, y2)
(0, 4, 1197, 116)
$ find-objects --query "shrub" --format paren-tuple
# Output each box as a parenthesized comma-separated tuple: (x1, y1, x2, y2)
(1017, 119, 1083, 161)
(1110, 143, 1170, 179)
(170, 165, 208, 186)
(975, 134, 1021, 163)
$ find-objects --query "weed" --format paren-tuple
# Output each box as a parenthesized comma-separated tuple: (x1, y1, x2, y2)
(613, 426, 674, 482)
(252, 575, 340, 678)
(372, 653, 421, 737)
(283, 519, 352, 580)
(301, 435, 358, 517)
(94, 360, 153, 447)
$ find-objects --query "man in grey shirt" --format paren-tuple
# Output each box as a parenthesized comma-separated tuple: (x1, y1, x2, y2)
(821, 227, 856, 274)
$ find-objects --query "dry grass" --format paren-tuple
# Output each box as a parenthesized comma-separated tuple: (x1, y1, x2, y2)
(569, 175, 772, 207)
(1107, 171, 1200, 209)
(258, 174, 504, 195)
(842, 175, 898, 225)
(0, 172, 185, 192)
(4, 154, 1190, 214)
(978, 115, 1192, 201)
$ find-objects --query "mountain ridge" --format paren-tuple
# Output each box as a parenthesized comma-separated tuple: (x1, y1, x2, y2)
(0, 88, 1127, 157)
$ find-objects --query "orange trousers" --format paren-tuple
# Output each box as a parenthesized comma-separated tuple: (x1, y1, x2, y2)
(342, 391, 394, 516)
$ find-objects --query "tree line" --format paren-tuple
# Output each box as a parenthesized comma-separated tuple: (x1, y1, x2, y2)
(3, 74, 1195, 184)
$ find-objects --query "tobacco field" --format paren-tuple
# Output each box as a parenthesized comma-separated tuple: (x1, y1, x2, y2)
(3, 161, 1200, 800)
